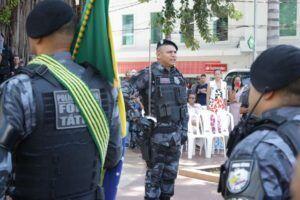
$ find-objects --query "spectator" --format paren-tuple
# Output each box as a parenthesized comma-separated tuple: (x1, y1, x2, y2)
(228, 76, 244, 125)
(207, 69, 227, 151)
(194, 74, 208, 105)
(187, 93, 202, 116)
(0, 44, 14, 82)
(129, 96, 144, 149)
(11, 55, 22, 76)
(207, 69, 227, 112)
(19, 58, 25, 67)
(121, 70, 137, 148)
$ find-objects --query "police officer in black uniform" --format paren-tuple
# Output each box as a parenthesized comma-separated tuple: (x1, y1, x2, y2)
(219, 45, 300, 199)
(0, 1, 122, 199)
(124, 39, 189, 200)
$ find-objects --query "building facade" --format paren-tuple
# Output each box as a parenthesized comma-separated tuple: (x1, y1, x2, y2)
(110, 0, 300, 77)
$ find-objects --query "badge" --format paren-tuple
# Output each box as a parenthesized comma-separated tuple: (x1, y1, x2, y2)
(160, 77, 171, 84)
(174, 77, 180, 85)
(227, 160, 253, 194)
(54, 89, 101, 130)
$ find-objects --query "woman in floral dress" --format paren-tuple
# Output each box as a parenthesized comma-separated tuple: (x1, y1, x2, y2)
(206, 69, 228, 151)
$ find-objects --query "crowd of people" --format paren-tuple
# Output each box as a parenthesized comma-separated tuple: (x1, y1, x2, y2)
(0, 33, 25, 82)
(0, 1, 300, 200)
(122, 43, 300, 200)
(123, 67, 251, 153)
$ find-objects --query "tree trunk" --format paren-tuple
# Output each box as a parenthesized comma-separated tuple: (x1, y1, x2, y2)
(267, 0, 280, 48)
(0, 0, 79, 62)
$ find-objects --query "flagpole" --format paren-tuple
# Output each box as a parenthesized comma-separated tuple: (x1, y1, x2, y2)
(148, 39, 152, 116)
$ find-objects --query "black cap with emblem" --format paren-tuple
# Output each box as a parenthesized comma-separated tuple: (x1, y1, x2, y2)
(156, 39, 178, 51)
(26, 0, 74, 39)
(250, 45, 300, 93)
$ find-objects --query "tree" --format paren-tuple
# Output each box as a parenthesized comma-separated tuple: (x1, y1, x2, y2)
(139, 0, 242, 49)
(0, 0, 77, 61)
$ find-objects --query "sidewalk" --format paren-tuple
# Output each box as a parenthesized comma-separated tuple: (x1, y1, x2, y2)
(117, 149, 225, 200)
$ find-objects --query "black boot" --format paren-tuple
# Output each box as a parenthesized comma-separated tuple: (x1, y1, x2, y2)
(159, 196, 171, 200)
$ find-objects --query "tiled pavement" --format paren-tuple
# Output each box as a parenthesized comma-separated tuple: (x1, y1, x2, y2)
(117, 148, 226, 200)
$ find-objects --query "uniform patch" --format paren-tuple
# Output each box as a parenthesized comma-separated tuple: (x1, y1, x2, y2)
(160, 77, 171, 84)
(227, 160, 253, 194)
(174, 77, 180, 85)
(54, 89, 101, 129)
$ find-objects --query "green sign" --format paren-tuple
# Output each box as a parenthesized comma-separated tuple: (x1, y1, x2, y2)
(247, 36, 255, 50)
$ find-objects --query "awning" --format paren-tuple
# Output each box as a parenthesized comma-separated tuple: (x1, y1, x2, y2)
(118, 61, 227, 76)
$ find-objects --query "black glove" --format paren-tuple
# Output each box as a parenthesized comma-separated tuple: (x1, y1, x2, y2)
(180, 130, 188, 145)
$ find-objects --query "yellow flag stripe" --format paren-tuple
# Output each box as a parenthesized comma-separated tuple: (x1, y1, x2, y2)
(30, 55, 109, 165)
(33, 58, 106, 150)
(108, 17, 127, 137)
(34, 57, 108, 160)
(39, 55, 109, 135)
(36, 56, 109, 146)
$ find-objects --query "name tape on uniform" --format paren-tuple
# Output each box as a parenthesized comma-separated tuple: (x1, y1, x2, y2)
(54, 89, 101, 129)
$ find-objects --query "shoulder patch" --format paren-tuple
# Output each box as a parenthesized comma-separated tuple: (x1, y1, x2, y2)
(174, 77, 181, 85)
(227, 160, 253, 194)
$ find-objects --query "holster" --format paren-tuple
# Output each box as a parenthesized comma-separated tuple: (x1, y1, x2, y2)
(139, 137, 152, 167)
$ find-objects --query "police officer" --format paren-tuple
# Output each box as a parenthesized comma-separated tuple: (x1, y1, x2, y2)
(124, 39, 189, 200)
(0, 1, 122, 199)
(219, 45, 300, 199)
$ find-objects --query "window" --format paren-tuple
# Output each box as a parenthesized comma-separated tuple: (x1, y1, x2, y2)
(122, 15, 134, 45)
(151, 13, 162, 44)
(213, 17, 228, 41)
(280, 0, 297, 36)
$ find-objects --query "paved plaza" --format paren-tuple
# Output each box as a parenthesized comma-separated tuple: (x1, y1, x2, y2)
(117, 149, 226, 200)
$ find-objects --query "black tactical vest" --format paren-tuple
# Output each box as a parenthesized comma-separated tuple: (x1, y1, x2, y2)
(150, 66, 187, 125)
(10, 64, 113, 200)
(219, 110, 300, 199)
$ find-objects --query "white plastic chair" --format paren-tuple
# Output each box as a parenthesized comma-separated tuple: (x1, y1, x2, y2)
(217, 110, 234, 138)
(199, 110, 226, 158)
(187, 113, 206, 159)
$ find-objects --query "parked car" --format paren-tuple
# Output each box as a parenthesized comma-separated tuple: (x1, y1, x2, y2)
(224, 68, 250, 86)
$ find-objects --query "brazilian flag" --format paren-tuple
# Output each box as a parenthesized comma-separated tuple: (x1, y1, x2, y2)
(71, 0, 126, 138)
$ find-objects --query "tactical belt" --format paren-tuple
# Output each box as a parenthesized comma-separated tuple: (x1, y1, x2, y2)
(29, 54, 109, 169)
(153, 124, 178, 134)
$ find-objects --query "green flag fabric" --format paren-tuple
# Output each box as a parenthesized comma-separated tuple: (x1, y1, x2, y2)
(71, 0, 127, 137)
(29, 54, 110, 168)
(72, 0, 114, 83)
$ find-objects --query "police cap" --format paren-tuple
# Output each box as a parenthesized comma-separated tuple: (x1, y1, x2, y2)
(26, 0, 74, 39)
(250, 45, 300, 93)
(156, 39, 178, 51)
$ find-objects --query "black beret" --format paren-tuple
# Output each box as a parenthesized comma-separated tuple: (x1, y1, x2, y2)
(156, 39, 178, 51)
(26, 0, 74, 38)
(250, 45, 300, 93)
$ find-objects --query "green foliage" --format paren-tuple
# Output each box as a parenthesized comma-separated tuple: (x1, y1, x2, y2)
(0, 0, 20, 25)
(139, 0, 242, 49)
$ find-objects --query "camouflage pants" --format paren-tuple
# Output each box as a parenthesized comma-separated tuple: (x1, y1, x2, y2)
(145, 142, 181, 200)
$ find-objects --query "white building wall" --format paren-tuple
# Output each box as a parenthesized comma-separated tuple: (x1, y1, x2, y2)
(110, 0, 300, 72)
